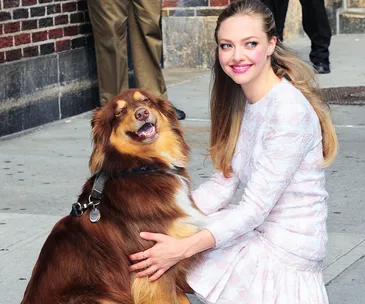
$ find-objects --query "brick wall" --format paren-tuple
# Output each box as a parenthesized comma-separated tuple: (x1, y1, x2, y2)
(162, 0, 229, 8)
(0, 0, 97, 137)
(0, 0, 93, 64)
(162, 0, 231, 16)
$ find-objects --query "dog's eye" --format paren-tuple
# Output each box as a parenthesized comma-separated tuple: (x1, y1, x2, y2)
(141, 98, 150, 103)
(115, 107, 127, 117)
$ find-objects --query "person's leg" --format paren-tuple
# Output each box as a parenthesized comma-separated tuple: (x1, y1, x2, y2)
(274, 0, 289, 41)
(87, 0, 130, 105)
(128, 0, 185, 119)
(128, 0, 167, 99)
(261, 0, 289, 41)
(300, 0, 331, 72)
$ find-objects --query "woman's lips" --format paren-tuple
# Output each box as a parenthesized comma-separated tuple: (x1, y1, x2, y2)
(230, 64, 252, 73)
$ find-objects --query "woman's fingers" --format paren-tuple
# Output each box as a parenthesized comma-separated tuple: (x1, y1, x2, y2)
(136, 265, 158, 278)
(129, 258, 151, 271)
(129, 232, 167, 261)
(129, 249, 148, 261)
(148, 268, 168, 282)
(140, 232, 166, 243)
(129, 233, 183, 279)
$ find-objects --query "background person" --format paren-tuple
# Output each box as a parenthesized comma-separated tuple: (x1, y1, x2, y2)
(87, 0, 186, 119)
(261, 0, 332, 74)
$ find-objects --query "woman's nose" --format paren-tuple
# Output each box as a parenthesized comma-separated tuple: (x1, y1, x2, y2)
(233, 47, 245, 62)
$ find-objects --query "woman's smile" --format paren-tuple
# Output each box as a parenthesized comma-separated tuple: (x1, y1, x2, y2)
(230, 64, 253, 73)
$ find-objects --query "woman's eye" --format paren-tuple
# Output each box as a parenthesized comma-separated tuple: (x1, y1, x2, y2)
(219, 43, 232, 50)
(247, 41, 258, 48)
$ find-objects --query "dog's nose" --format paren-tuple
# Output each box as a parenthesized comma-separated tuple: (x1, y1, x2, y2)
(135, 108, 150, 121)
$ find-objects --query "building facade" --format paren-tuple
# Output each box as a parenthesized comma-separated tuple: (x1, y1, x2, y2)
(0, 0, 364, 136)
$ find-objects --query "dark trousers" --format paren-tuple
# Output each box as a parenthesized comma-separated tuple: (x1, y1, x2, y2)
(262, 0, 331, 64)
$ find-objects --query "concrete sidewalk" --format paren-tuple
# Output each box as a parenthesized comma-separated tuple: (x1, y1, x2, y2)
(1, 34, 365, 304)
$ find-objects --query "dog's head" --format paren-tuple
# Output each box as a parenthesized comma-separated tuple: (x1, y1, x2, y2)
(89, 89, 189, 174)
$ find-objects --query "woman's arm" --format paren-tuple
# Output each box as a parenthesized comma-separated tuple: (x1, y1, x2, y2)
(193, 170, 240, 215)
(205, 100, 318, 248)
(129, 229, 215, 281)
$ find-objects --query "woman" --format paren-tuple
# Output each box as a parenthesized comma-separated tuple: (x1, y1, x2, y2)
(129, 0, 337, 303)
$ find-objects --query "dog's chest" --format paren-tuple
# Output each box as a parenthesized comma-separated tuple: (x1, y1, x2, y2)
(174, 177, 207, 229)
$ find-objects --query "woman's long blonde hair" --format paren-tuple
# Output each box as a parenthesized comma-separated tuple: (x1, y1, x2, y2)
(210, 0, 337, 177)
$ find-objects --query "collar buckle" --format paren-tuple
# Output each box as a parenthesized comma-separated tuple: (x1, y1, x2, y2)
(71, 202, 84, 217)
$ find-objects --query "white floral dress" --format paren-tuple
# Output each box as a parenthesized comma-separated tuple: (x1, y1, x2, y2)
(188, 79, 329, 304)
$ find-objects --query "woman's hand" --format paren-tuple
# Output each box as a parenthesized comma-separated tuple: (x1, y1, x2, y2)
(129, 232, 188, 282)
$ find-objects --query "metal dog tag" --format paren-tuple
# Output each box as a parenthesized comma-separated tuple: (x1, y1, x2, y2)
(89, 206, 101, 223)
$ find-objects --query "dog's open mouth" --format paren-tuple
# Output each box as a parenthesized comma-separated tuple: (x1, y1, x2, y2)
(136, 123, 158, 142)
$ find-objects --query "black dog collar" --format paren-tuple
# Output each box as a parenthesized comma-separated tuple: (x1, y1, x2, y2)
(70, 170, 108, 217)
(70, 166, 181, 219)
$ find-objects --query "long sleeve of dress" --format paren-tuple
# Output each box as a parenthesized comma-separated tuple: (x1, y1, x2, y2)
(206, 101, 317, 248)
(192, 171, 240, 215)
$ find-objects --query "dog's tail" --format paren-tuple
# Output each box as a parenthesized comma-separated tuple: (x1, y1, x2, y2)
(131, 275, 178, 304)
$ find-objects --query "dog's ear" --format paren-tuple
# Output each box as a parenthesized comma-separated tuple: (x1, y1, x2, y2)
(89, 106, 113, 174)
(90, 107, 113, 146)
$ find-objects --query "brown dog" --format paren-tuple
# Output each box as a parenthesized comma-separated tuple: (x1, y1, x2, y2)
(21, 90, 205, 304)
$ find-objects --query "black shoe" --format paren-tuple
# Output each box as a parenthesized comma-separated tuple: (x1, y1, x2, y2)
(174, 107, 186, 120)
(313, 62, 331, 74)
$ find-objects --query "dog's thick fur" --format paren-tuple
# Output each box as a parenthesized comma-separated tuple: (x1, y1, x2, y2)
(21, 90, 205, 304)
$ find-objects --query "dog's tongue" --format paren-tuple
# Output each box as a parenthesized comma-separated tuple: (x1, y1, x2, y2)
(136, 123, 156, 138)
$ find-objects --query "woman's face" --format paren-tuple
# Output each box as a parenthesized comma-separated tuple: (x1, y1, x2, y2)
(217, 14, 276, 88)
